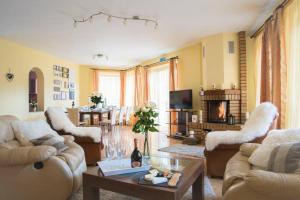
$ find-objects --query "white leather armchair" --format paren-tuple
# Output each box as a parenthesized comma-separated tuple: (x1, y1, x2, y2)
(0, 115, 87, 200)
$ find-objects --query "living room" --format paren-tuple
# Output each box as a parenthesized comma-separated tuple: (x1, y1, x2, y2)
(0, 0, 299, 200)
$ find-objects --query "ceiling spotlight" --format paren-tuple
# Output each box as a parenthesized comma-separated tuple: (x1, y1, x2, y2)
(154, 23, 158, 30)
(107, 16, 112, 22)
(132, 16, 140, 20)
(93, 53, 108, 61)
(88, 16, 93, 23)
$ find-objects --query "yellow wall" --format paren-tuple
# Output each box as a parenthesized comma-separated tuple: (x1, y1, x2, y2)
(201, 33, 239, 89)
(222, 33, 239, 88)
(0, 38, 80, 119)
(246, 36, 257, 112)
(79, 65, 93, 106)
(201, 34, 224, 89)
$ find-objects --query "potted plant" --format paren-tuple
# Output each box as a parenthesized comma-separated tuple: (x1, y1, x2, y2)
(132, 102, 159, 157)
(29, 100, 38, 112)
(90, 93, 104, 109)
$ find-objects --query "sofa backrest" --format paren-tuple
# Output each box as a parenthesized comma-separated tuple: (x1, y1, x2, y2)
(242, 102, 278, 139)
(45, 107, 75, 132)
(0, 115, 19, 144)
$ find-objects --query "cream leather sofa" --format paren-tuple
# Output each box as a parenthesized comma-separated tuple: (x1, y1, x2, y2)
(222, 143, 300, 200)
(0, 115, 87, 200)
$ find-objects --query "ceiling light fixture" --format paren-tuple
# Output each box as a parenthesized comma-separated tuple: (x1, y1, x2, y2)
(73, 11, 158, 29)
(93, 53, 108, 61)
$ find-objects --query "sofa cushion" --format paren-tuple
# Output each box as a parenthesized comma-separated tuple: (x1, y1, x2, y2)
(0, 140, 20, 149)
(267, 142, 300, 173)
(240, 143, 260, 157)
(31, 134, 68, 154)
(12, 120, 63, 146)
(58, 142, 85, 172)
(0, 115, 19, 143)
(223, 152, 251, 195)
(249, 129, 300, 169)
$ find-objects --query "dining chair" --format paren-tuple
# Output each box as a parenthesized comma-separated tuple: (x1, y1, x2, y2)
(67, 108, 87, 126)
(125, 106, 133, 126)
(118, 106, 126, 126)
(100, 108, 118, 131)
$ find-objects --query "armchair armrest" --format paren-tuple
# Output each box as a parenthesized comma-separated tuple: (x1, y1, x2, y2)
(62, 135, 75, 144)
(245, 170, 300, 200)
(0, 145, 57, 166)
(240, 143, 260, 157)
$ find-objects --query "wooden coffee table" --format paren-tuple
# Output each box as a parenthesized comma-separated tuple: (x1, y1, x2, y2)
(83, 155, 204, 200)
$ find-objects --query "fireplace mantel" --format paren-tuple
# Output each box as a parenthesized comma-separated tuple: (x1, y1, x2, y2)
(203, 89, 240, 96)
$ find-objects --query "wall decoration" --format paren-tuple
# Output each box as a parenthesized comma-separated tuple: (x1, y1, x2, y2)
(6, 68, 15, 82)
(53, 65, 75, 101)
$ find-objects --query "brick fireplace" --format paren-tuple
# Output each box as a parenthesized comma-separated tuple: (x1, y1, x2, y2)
(200, 89, 241, 124)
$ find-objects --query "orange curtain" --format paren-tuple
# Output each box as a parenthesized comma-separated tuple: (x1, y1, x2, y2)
(92, 70, 100, 92)
(144, 68, 149, 103)
(120, 71, 126, 106)
(169, 58, 179, 91)
(169, 58, 179, 133)
(134, 66, 145, 106)
(260, 7, 287, 128)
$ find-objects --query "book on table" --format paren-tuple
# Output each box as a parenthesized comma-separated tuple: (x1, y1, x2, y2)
(97, 158, 151, 176)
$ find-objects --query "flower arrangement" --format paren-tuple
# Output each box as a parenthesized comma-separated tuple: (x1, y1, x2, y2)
(132, 102, 159, 157)
(29, 100, 37, 108)
(29, 100, 38, 112)
(90, 93, 104, 108)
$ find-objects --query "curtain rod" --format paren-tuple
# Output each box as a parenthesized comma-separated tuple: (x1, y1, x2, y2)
(92, 56, 179, 72)
(91, 68, 127, 71)
(251, 0, 291, 38)
(144, 56, 179, 68)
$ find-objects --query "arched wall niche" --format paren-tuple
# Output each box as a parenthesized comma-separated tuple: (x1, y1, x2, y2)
(29, 67, 44, 112)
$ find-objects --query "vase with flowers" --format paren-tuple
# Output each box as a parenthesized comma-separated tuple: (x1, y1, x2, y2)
(90, 93, 104, 109)
(132, 102, 159, 157)
(29, 100, 38, 112)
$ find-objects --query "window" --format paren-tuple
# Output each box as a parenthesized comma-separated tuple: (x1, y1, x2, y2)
(125, 70, 135, 107)
(148, 64, 169, 128)
(98, 72, 120, 107)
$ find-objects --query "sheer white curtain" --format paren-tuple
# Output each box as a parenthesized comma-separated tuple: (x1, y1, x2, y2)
(98, 71, 121, 107)
(148, 64, 169, 129)
(125, 70, 135, 107)
(285, 0, 300, 128)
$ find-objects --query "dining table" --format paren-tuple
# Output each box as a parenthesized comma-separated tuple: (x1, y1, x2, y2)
(79, 109, 112, 125)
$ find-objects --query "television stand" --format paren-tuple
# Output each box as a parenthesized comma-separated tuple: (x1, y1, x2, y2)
(166, 110, 194, 139)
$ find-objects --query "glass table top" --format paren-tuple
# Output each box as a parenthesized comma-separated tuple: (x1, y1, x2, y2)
(143, 155, 193, 172)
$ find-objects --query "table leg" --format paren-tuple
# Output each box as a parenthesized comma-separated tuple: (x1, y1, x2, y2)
(192, 171, 204, 200)
(108, 111, 111, 120)
(83, 185, 99, 200)
(90, 114, 94, 125)
(79, 113, 84, 123)
(99, 113, 102, 122)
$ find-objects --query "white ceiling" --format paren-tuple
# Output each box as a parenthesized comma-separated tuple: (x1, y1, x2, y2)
(0, 0, 281, 68)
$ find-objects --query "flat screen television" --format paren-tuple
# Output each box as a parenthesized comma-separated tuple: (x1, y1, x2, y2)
(169, 89, 192, 109)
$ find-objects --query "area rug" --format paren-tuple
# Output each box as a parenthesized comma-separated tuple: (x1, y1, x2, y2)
(158, 144, 205, 158)
(71, 176, 216, 200)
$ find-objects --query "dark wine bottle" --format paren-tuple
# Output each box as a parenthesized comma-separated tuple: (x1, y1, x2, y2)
(131, 138, 142, 168)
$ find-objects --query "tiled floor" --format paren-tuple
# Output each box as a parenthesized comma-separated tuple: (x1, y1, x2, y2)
(101, 126, 223, 200)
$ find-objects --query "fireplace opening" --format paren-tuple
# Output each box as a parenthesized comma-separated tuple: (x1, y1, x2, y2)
(207, 100, 229, 123)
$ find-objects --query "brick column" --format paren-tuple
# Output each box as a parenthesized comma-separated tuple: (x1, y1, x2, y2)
(238, 31, 247, 123)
